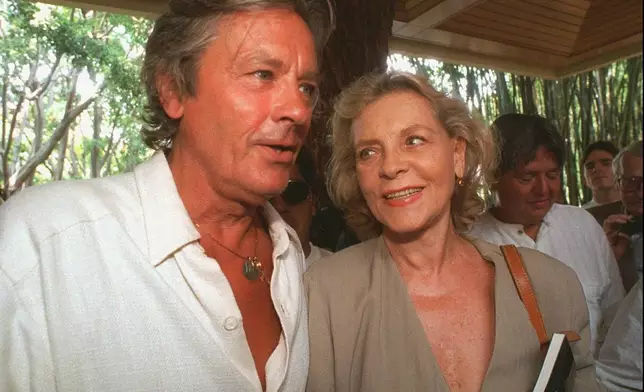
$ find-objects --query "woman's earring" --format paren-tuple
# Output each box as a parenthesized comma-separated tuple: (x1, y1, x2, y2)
(456, 176, 464, 186)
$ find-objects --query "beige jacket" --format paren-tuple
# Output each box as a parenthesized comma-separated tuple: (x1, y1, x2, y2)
(305, 236, 601, 392)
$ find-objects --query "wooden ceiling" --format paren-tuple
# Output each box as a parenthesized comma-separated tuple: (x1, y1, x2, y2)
(392, 0, 642, 78)
(36, 0, 642, 79)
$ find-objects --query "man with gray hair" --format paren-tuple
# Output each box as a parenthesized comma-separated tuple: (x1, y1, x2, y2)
(602, 140, 643, 292)
(0, 1, 332, 390)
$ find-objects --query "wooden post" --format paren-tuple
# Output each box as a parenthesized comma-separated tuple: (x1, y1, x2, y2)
(308, 0, 396, 204)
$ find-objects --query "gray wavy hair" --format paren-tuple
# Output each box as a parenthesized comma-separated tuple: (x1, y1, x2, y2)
(613, 139, 643, 179)
(141, 0, 334, 150)
(327, 71, 497, 240)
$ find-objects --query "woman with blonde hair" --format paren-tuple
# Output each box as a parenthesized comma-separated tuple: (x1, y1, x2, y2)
(305, 72, 600, 391)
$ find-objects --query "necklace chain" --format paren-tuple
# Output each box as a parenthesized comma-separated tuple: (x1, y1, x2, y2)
(200, 225, 270, 284)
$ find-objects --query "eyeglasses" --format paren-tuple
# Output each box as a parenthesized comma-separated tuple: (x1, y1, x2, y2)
(618, 176, 643, 192)
(277, 180, 310, 206)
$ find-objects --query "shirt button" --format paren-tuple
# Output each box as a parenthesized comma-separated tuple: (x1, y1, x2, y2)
(224, 316, 240, 331)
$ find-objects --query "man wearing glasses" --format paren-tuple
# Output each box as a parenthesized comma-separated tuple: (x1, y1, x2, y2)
(271, 147, 333, 269)
(602, 140, 643, 293)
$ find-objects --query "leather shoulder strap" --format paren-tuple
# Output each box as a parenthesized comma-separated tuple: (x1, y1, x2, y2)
(500, 245, 549, 347)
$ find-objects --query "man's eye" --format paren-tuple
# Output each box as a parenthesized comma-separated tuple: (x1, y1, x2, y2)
(518, 176, 533, 184)
(299, 83, 317, 97)
(299, 83, 319, 105)
(254, 70, 273, 80)
(547, 172, 560, 180)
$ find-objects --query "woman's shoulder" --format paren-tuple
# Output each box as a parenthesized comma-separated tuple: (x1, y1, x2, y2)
(306, 237, 381, 274)
(470, 238, 584, 299)
(304, 237, 382, 288)
(516, 246, 581, 288)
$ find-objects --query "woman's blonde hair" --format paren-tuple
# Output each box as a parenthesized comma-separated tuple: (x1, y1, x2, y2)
(327, 71, 497, 240)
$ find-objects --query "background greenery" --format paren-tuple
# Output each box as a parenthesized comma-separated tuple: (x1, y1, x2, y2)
(1, 0, 642, 205)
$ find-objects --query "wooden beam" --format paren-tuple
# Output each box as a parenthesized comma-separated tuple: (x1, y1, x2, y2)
(389, 35, 561, 78)
(557, 33, 643, 78)
(408, 0, 486, 28)
(34, 0, 165, 17)
(396, 28, 566, 68)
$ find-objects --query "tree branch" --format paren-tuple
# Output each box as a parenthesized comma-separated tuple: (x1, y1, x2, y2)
(9, 95, 98, 191)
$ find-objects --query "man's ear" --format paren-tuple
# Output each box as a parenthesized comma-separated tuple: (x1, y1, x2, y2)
(156, 73, 184, 119)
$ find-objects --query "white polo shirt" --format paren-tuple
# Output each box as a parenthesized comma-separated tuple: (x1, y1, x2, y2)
(468, 203, 625, 356)
(0, 152, 308, 392)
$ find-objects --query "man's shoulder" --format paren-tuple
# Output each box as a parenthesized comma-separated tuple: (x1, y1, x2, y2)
(1, 172, 138, 242)
(548, 203, 604, 231)
(586, 201, 623, 226)
(467, 211, 512, 241)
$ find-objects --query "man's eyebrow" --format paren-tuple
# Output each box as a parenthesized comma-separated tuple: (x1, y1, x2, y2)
(300, 70, 320, 84)
(243, 51, 319, 81)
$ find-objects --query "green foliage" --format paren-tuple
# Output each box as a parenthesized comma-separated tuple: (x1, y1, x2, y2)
(0, 0, 153, 198)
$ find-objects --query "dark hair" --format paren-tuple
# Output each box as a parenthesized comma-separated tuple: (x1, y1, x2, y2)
(141, 0, 334, 150)
(492, 113, 565, 176)
(296, 146, 317, 188)
(582, 140, 619, 165)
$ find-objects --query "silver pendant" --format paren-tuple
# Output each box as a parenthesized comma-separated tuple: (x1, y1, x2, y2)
(243, 257, 261, 281)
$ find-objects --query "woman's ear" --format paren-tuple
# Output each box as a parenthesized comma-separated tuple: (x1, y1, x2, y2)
(453, 137, 467, 179)
(156, 73, 184, 119)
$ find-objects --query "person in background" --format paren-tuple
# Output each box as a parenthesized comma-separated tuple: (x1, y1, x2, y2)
(602, 140, 643, 292)
(582, 141, 621, 209)
(0, 0, 332, 390)
(305, 72, 599, 392)
(468, 113, 625, 357)
(596, 278, 643, 392)
(271, 146, 333, 268)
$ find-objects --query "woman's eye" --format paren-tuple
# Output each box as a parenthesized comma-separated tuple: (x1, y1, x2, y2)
(358, 149, 375, 161)
(254, 70, 273, 80)
(406, 136, 424, 146)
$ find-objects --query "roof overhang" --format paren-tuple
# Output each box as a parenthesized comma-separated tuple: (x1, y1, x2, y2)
(35, 0, 643, 79)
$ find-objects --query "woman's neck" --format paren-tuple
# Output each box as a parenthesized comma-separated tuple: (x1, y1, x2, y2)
(383, 216, 464, 277)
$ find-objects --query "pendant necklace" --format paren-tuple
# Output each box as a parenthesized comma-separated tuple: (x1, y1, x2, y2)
(201, 226, 269, 284)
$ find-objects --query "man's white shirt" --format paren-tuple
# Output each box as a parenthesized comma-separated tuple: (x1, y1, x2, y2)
(596, 278, 643, 392)
(468, 203, 625, 356)
(0, 152, 309, 391)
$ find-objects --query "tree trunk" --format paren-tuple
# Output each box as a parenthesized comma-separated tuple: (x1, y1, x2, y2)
(25, 96, 45, 187)
(495, 71, 515, 114)
(91, 98, 103, 178)
(519, 76, 537, 115)
(308, 0, 395, 204)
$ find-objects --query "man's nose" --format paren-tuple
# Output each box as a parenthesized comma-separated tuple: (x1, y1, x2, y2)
(533, 176, 549, 195)
(271, 82, 313, 127)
